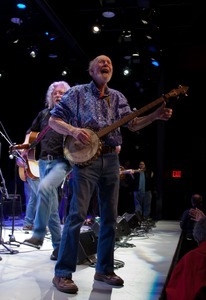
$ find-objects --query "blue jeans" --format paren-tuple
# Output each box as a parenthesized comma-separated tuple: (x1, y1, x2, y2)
(23, 177, 39, 226)
(32, 158, 70, 249)
(134, 190, 152, 218)
(55, 152, 120, 278)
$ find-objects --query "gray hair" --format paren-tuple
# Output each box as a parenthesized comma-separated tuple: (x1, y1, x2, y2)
(193, 216, 206, 244)
(45, 81, 70, 109)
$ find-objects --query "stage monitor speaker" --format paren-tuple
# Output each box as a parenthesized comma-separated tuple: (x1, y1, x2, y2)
(116, 216, 131, 239)
(2, 194, 22, 218)
(77, 229, 98, 264)
(122, 212, 141, 229)
(91, 221, 100, 237)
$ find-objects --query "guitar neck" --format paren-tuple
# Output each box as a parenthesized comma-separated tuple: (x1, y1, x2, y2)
(120, 169, 140, 175)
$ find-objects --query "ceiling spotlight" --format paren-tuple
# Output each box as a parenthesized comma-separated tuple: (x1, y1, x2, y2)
(151, 58, 160, 67)
(92, 24, 101, 34)
(102, 11, 115, 18)
(44, 31, 57, 41)
(61, 70, 67, 76)
(6, 28, 20, 44)
(141, 19, 148, 25)
(16, 2, 27, 10)
(48, 53, 58, 59)
(28, 46, 38, 58)
(122, 30, 132, 42)
(123, 67, 130, 76)
(10, 17, 23, 25)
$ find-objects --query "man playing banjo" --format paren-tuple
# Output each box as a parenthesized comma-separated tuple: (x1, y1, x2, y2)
(49, 54, 173, 294)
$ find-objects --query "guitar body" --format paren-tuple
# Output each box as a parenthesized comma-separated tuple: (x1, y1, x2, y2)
(18, 166, 27, 182)
(26, 131, 40, 179)
(16, 131, 40, 181)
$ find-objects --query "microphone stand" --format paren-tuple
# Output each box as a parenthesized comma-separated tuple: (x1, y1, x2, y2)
(0, 156, 19, 254)
(0, 127, 37, 249)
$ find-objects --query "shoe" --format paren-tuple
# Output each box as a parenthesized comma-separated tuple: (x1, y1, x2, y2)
(23, 225, 33, 231)
(23, 237, 43, 249)
(50, 246, 59, 261)
(94, 272, 124, 286)
(52, 276, 78, 294)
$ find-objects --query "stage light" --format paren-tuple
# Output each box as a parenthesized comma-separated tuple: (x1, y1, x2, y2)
(102, 11, 115, 18)
(16, 2, 27, 10)
(122, 30, 132, 42)
(27, 46, 38, 58)
(10, 17, 22, 25)
(92, 23, 101, 34)
(123, 67, 130, 76)
(44, 31, 57, 41)
(151, 58, 160, 67)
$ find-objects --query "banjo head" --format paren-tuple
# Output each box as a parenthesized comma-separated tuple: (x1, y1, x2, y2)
(64, 128, 101, 166)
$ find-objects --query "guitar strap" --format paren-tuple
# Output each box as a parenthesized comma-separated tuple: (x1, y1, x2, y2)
(29, 125, 51, 149)
(29, 109, 51, 149)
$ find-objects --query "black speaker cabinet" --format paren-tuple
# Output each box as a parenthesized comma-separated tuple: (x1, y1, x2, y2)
(2, 194, 22, 218)
(122, 212, 141, 229)
(77, 230, 98, 264)
(116, 216, 131, 239)
(91, 221, 100, 237)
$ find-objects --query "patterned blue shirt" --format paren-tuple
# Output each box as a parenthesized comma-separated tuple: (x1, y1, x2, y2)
(50, 81, 132, 147)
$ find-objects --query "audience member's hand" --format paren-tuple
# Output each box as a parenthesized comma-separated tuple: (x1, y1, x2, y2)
(189, 208, 205, 222)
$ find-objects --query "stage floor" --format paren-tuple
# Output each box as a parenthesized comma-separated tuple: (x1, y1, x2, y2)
(0, 218, 181, 300)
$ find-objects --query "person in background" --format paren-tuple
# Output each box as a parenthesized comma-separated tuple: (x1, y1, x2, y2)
(180, 193, 204, 240)
(133, 161, 155, 221)
(22, 177, 39, 231)
(178, 193, 204, 259)
(166, 216, 206, 300)
(118, 160, 135, 216)
(23, 81, 71, 261)
(48, 54, 173, 294)
(15, 151, 40, 231)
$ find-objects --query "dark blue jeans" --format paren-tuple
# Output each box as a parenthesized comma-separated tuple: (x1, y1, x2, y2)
(55, 152, 120, 278)
(32, 158, 70, 249)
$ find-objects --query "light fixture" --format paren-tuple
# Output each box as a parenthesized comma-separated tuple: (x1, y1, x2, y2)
(48, 53, 58, 59)
(27, 46, 38, 58)
(121, 30, 132, 42)
(92, 23, 101, 34)
(123, 66, 131, 76)
(10, 17, 23, 25)
(44, 31, 57, 41)
(6, 28, 20, 44)
(151, 58, 160, 67)
(16, 2, 27, 10)
(102, 11, 115, 18)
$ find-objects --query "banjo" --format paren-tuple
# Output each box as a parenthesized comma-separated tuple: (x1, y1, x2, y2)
(64, 85, 189, 166)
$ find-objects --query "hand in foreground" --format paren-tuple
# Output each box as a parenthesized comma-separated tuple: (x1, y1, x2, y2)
(72, 128, 92, 145)
(155, 102, 173, 121)
(189, 208, 205, 222)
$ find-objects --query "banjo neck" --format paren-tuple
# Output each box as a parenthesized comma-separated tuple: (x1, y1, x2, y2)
(97, 85, 188, 139)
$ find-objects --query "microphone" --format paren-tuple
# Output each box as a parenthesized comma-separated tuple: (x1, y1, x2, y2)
(9, 154, 14, 159)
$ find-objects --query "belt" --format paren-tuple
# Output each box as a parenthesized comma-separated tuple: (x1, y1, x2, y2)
(41, 154, 64, 161)
(101, 145, 116, 154)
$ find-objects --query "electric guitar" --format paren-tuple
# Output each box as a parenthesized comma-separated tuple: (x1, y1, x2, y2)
(63, 85, 189, 166)
(119, 168, 141, 175)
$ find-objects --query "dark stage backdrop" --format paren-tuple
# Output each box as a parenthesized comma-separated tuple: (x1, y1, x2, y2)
(0, 48, 205, 219)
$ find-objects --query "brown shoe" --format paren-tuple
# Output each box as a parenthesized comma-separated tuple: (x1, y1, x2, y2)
(52, 276, 78, 294)
(94, 272, 124, 286)
(23, 225, 33, 231)
(23, 237, 43, 249)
